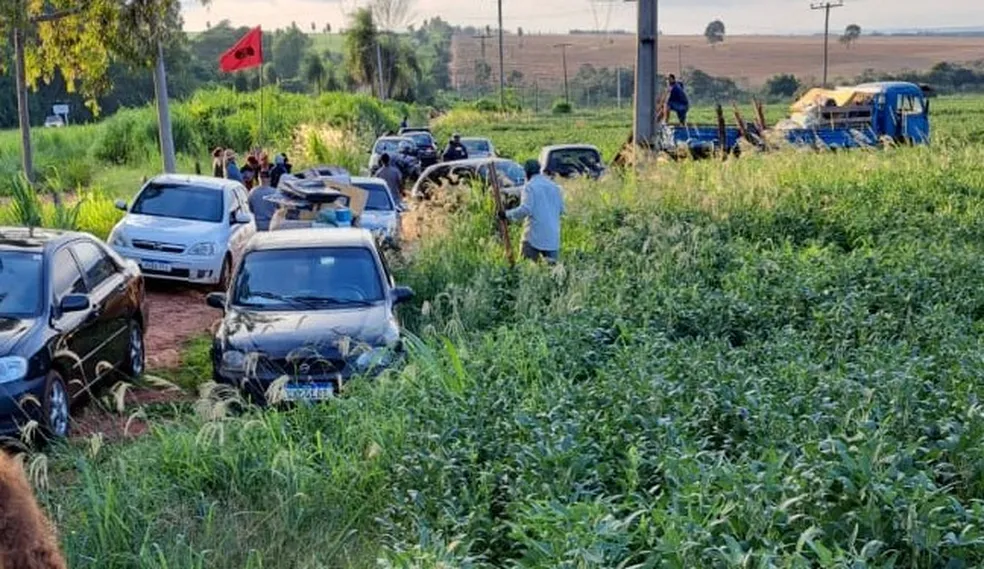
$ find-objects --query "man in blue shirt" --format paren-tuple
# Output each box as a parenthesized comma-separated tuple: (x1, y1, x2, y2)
(248, 170, 278, 231)
(667, 74, 689, 125)
(498, 159, 565, 263)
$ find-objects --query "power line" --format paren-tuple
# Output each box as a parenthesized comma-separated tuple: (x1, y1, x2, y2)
(669, 44, 689, 77)
(810, 0, 844, 88)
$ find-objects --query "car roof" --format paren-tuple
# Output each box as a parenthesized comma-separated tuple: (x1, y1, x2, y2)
(147, 174, 240, 191)
(541, 144, 601, 153)
(350, 176, 388, 186)
(0, 226, 85, 251)
(246, 227, 376, 252)
(460, 137, 491, 142)
(399, 127, 431, 132)
(422, 157, 518, 172)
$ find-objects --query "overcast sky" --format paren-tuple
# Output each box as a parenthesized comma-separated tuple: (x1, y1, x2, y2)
(180, 0, 981, 35)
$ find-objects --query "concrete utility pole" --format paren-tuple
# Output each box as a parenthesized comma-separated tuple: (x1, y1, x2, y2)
(632, 0, 658, 146)
(497, 0, 505, 110)
(554, 42, 573, 103)
(811, 1, 844, 88)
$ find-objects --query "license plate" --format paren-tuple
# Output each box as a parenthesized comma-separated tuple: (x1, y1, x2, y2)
(284, 384, 335, 401)
(140, 260, 171, 273)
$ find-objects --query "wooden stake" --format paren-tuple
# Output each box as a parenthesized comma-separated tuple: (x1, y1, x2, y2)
(715, 104, 727, 161)
(487, 161, 515, 266)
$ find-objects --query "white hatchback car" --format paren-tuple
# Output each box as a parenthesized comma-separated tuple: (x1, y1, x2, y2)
(108, 175, 256, 288)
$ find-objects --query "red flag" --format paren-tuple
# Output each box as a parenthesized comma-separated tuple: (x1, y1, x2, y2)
(219, 27, 263, 72)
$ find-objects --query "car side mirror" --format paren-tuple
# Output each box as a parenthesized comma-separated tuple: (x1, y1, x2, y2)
(206, 292, 227, 310)
(114, 199, 128, 211)
(393, 286, 414, 305)
(234, 210, 252, 225)
(59, 294, 90, 314)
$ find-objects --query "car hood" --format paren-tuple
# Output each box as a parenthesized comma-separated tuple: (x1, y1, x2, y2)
(0, 317, 37, 355)
(221, 305, 394, 357)
(119, 214, 221, 244)
(360, 211, 397, 228)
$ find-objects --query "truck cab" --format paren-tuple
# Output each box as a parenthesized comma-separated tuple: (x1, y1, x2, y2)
(862, 82, 930, 144)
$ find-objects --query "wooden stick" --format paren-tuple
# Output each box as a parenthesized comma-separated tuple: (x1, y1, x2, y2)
(487, 161, 515, 266)
(732, 103, 750, 143)
(715, 104, 727, 161)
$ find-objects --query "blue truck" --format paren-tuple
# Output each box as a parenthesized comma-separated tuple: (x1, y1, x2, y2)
(657, 81, 931, 157)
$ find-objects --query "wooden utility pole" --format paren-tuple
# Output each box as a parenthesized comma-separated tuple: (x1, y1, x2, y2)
(670, 44, 689, 77)
(554, 42, 573, 103)
(632, 0, 658, 146)
(487, 161, 515, 266)
(497, 0, 505, 110)
(811, 1, 844, 88)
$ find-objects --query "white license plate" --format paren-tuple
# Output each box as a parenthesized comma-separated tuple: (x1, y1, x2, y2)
(284, 385, 335, 401)
(140, 260, 171, 273)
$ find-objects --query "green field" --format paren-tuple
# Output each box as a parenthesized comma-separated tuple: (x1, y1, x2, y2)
(6, 93, 984, 566)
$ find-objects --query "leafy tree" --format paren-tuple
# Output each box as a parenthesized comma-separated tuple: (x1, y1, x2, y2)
(273, 24, 313, 80)
(344, 8, 381, 95)
(704, 20, 725, 47)
(765, 73, 800, 97)
(840, 24, 861, 49)
(474, 60, 493, 92)
(302, 53, 327, 94)
(507, 69, 524, 88)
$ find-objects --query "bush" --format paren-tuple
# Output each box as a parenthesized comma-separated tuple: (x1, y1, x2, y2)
(552, 100, 573, 115)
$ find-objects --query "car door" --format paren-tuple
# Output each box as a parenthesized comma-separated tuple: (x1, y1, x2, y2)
(69, 239, 130, 370)
(49, 246, 101, 399)
(227, 186, 255, 266)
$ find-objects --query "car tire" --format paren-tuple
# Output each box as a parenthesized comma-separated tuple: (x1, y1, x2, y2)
(41, 371, 71, 441)
(122, 319, 145, 379)
(215, 255, 233, 292)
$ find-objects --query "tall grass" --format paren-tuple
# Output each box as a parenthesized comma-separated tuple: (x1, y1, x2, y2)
(23, 117, 984, 568)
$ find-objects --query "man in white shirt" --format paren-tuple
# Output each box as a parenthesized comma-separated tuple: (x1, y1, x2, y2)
(498, 159, 565, 263)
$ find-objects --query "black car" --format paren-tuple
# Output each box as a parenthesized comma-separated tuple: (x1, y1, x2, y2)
(207, 228, 413, 404)
(0, 228, 147, 441)
(398, 129, 439, 169)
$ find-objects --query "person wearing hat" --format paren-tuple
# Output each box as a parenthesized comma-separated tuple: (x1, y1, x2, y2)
(497, 159, 565, 263)
(442, 133, 468, 162)
(224, 149, 244, 184)
(248, 169, 278, 231)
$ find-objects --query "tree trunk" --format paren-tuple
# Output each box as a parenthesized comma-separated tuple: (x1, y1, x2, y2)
(13, 28, 35, 185)
(153, 38, 177, 173)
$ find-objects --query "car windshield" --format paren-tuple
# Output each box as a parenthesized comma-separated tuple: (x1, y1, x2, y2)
(407, 133, 433, 147)
(374, 139, 402, 153)
(463, 139, 491, 154)
(0, 251, 42, 317)
(131, 183, 224, 222)
(352, 182, 395, 211)
(232, 247, 385, 310)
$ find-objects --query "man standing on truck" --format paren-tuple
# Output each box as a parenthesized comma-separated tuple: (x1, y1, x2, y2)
(498, 159, 565, 263)
(666, 74, 689, 125)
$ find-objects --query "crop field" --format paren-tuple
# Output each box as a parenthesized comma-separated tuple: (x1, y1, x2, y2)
(0, 94, 977, 566)
(451, 33, 984, 89)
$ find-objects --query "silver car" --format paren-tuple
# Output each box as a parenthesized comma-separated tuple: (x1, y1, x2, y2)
(460, 137, 496, 159)
(350, 176, 403, 246)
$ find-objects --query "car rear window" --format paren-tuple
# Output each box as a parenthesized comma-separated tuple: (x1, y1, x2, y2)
(131, 183, 224, 222)
(407, 133, 433, 147)
(0, 251, 43, 316)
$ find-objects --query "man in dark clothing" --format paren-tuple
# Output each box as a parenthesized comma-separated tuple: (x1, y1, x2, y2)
(376, 153, 404, 206)
(442, 133, 468, 162)
(400, 116, 408, 129)
(666, 74, 690, 125)
(269, 154, 288, 188)
(211, 147, 225, 177)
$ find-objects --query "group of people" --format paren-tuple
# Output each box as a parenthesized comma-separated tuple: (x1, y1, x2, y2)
(210, 146, 294, 231)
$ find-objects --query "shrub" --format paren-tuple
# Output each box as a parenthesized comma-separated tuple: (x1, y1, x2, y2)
(552, 100, 573, 115)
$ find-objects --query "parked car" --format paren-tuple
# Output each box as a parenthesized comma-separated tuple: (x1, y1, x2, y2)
(43, 115, 65, 128)
(0, 228, 147, 440)
(295, 165, 351, 180)
(109, 175, 256, 289)
(411, 158, 526, 207)
(350, 176, 403, 247)
(206, 228, 414, 404)
(397, 128, 439, 168)
(460, 137, 496, 159)
(538, 144, 606, 179)
(266, 175, 359, 231)
(369, 136, 421, 180)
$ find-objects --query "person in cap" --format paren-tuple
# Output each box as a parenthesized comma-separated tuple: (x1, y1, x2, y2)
(376, 153, 404, 206)
(248, 169, 278, 231)
(442, 133, 468, 162)
(224, 149, 244, 184)
(498, 159, 565, 263)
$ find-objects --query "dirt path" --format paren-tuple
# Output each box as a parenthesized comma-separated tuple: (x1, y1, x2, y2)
(144, 282, 219, 369)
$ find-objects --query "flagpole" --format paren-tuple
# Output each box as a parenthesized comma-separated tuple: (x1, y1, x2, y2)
(258, 65, 264, 147)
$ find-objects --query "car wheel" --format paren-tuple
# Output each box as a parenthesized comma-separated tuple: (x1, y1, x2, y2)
(42, 371, 71, 440)
(123, 320, 145, 379)
(215, 255, 233, 291)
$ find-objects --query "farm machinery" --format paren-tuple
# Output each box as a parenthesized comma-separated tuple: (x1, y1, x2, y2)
(615, 81, 932, 164)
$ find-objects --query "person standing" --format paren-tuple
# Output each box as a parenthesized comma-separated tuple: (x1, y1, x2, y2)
(269, 154, 288, 188)
(375, 153, 403, 206)
(224, 150, 244, 184)
(248, 170, 278, 231)
(498, 159, 565, 263)
(211, 147, 225, 177)
(400, 116, 408, 129)
(666, 74, 690, 126)
(442, 133, 468, 162)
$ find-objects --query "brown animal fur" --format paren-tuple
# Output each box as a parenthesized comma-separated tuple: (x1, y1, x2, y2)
(0, 451, 67, 569)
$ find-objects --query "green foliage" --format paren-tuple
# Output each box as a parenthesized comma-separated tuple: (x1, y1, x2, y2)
(551, 100, 573, 115)
(766, 73, 802, 98)
(272, 24, 313, 80)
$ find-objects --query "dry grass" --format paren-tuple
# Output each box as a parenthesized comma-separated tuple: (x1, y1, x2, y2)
(451, 33, 984, 89)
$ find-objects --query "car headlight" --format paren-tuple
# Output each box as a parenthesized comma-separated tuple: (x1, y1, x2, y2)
(355, 347, 393, 371)
(0, 356, 28, 384)
(109, 230, 128, 248)
(221, 350, 246, 373)
(187, 242, 216, 256)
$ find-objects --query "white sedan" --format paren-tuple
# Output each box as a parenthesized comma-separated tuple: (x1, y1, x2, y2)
(108, 174, 256, 289)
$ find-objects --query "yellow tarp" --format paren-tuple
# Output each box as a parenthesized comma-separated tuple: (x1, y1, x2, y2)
(790, 88, 859, 112)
